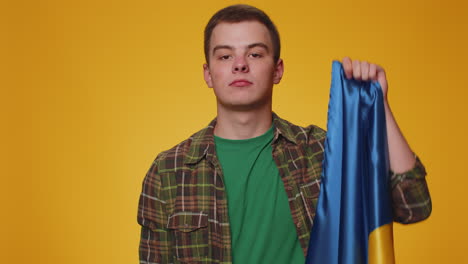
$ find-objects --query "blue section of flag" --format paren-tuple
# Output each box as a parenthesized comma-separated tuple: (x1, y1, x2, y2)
(305, 61, 393, 264)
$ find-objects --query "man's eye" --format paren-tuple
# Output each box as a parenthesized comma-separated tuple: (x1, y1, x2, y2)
(219, 55, 231, 60)
(250, 53, 262, 58)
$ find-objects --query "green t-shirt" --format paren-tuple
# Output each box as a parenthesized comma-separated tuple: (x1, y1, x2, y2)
(214, 126, 305, 264)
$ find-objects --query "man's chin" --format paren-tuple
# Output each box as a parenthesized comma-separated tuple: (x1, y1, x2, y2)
(217, 99, 271, 112)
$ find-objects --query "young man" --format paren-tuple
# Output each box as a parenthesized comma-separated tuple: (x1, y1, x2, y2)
(138, 4, 431, 264)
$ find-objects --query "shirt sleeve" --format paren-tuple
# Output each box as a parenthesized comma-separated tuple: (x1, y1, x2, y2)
(390, 155, 432, 224)
(137, 158, 174, 263)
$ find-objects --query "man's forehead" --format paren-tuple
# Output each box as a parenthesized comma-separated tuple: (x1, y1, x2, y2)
(209, 21, 272, 48)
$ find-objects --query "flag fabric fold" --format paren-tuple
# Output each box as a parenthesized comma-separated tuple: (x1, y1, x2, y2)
(305, 61, 395, 264)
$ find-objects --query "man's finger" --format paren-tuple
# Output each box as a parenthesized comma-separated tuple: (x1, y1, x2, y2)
(361, 61, 369, 81)
(352, 60, 361, 80)
(342, 57, 353, 79)
(376, 64, 388, 93)
(369, 63, 377, 81)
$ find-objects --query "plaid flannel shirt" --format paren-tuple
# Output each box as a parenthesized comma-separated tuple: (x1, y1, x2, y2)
(138, 113, 431, 264)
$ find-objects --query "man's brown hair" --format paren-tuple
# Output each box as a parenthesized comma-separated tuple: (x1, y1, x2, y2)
(204, 4, 281, 64)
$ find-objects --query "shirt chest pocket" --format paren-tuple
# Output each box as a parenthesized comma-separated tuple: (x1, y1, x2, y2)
(167, 211, 209, 263)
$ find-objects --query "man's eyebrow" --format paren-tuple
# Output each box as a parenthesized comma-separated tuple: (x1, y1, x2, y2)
(212, 43, 270, 55)
(212, 45, 233, 55)
(248, 43, 269, 52)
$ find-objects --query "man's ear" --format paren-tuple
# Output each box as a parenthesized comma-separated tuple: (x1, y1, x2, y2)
(203, 63, 213, 88)
(273, 58, 284, 84)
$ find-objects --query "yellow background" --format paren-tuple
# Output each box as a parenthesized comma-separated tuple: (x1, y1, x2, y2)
(2, 0, 467, 263)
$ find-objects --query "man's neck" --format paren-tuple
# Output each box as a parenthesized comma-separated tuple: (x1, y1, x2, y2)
(214, 107, 273, 140)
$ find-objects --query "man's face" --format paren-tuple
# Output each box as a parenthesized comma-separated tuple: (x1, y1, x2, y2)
(203, 21, 283, 112)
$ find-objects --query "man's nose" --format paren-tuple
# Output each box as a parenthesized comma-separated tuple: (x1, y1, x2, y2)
(232, 58, 249, 73)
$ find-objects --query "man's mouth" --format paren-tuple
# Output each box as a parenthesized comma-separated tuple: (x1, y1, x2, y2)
(229, 79, 253, 87)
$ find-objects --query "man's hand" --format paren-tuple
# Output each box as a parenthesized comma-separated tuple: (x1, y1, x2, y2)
(342, 57, 388, 100)
(341, 57, 416, 173)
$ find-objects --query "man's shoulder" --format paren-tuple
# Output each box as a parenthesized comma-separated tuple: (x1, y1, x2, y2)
(151, 122, 214, 172)
(274, 115, 327, 144)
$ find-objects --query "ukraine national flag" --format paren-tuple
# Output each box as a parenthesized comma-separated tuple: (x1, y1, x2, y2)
(305, 61, 395, 264)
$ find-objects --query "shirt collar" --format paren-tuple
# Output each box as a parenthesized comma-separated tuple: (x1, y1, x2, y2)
(183, 118, 217, 165)
(184, 112, 297, 165)
(272, 112, 298, 145)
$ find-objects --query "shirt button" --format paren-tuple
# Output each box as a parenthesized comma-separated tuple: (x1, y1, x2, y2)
(184, 224, 189, 227)
(296, 222, 302, 228)
(286, 186, 293, 191)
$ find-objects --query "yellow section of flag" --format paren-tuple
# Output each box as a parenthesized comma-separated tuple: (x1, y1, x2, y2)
(369, 223, 395, 264)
